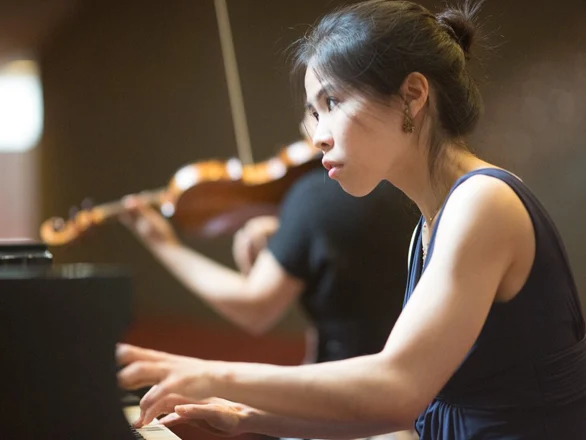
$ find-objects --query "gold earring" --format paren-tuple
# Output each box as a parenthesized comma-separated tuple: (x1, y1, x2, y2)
(403, 102, 414, 134)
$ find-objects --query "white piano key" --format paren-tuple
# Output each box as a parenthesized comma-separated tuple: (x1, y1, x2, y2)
(124, 405, 181, 439)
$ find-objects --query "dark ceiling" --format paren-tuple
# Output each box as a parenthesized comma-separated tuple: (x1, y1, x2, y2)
(0, 0, 83, 63)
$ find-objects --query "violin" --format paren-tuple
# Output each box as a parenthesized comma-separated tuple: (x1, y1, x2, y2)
(39, 141, 322, 247)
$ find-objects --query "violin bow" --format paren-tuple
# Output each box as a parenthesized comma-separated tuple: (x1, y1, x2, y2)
(214, 0, 254, 165)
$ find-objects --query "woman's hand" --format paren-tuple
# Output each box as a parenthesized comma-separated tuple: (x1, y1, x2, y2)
(232, 216, 279, 275)
(119, 195, 180, 248)
(117, 343, 217, 426)
(157, 397, 252, 436)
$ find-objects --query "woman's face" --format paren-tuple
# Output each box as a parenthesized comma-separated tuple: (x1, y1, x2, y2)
(304, 67, 412, 197)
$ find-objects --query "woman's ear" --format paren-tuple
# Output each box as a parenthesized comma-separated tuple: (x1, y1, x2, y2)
(400, 72, 429, 118)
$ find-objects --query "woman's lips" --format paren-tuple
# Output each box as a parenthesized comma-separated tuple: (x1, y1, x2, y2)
(328, 166, 343, 178)
(322, 160, 344, 178)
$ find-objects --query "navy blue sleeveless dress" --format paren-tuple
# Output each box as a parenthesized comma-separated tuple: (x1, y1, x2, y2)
(404, 168, 586, 439)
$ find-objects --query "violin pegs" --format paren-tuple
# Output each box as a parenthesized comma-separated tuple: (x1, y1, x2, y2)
(68, 206, 79, 220)
(52, 217, 66, 232)
(81, 197, 94, 211)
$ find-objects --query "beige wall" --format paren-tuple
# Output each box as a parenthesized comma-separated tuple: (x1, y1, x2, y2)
(467, 0, 586, 301)
(0, 149, 38, 238)
(38, 0, 586, 334)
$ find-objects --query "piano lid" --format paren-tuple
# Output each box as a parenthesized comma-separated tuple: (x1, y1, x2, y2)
(0, 262, 131, 279)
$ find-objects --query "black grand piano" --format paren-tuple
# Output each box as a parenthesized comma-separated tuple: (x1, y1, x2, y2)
(0, 240, 179, 439)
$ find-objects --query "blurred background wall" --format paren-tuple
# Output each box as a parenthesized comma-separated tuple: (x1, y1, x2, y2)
(1, 0, 585, 439)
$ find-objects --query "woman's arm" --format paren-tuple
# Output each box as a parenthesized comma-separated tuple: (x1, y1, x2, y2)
(243, 407, 409, 439)
(118, 175, 533, 435)
(160, 398, 410, 439)
(143, 396, 408, 439)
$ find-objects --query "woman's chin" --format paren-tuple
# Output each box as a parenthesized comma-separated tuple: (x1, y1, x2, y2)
(338, 181, 377, 198)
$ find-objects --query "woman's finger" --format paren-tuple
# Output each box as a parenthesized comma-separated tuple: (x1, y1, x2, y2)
(118, 360, 169, 391)
(175, 402, 241, 434)
(157, 412, 182, 427)
(132, 392, 193, 428)
(139, 380, 179, 426)
(116, 343, 167, 366)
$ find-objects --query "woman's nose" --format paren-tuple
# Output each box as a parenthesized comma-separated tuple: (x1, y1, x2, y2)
(312, 124, 333, 153)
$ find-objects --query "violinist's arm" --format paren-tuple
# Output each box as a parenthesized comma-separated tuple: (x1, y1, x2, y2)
(121, 201, 304, 335)
(153, 243, 303, 335)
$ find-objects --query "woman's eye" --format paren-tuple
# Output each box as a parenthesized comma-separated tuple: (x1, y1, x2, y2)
(326, 97, 339, 111)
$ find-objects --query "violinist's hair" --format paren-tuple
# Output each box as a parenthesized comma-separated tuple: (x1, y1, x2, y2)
(290, 0, 485, 174)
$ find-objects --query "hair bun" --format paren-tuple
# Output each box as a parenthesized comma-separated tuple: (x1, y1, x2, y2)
(436, 1, 482, 59)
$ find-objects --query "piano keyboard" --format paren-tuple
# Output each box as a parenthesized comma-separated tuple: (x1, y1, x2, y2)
(124, 405, 181, 439)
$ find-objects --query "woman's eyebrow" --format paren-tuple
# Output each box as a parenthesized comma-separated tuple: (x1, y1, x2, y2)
(305, 84, 334, 110)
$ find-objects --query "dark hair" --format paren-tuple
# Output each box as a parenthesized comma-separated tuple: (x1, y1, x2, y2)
(291, 0, 485, 175)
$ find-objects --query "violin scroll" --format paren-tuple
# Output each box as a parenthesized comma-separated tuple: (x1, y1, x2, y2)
(39, 209, 103, 247)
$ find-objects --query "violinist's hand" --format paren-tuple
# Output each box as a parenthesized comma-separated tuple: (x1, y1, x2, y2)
(157, 397, 252, 436)
(232, 216, 279, 275)
(120, 195, 179, 247)
(117, 343, 217, 427)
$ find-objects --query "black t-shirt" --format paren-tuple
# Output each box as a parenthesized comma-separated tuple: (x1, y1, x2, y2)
(268, 168, 417, 362)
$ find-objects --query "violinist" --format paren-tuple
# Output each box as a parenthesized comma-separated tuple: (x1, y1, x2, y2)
(120, 134, 416, 358)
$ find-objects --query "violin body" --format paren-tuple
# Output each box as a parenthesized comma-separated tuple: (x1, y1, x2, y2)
(40, 141, 321, 247)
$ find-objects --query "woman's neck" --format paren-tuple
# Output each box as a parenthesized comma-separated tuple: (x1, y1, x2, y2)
(392, 147, 492, 226)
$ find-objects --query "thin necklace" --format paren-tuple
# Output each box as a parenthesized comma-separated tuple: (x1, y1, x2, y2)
(421, 211, 439, 263)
